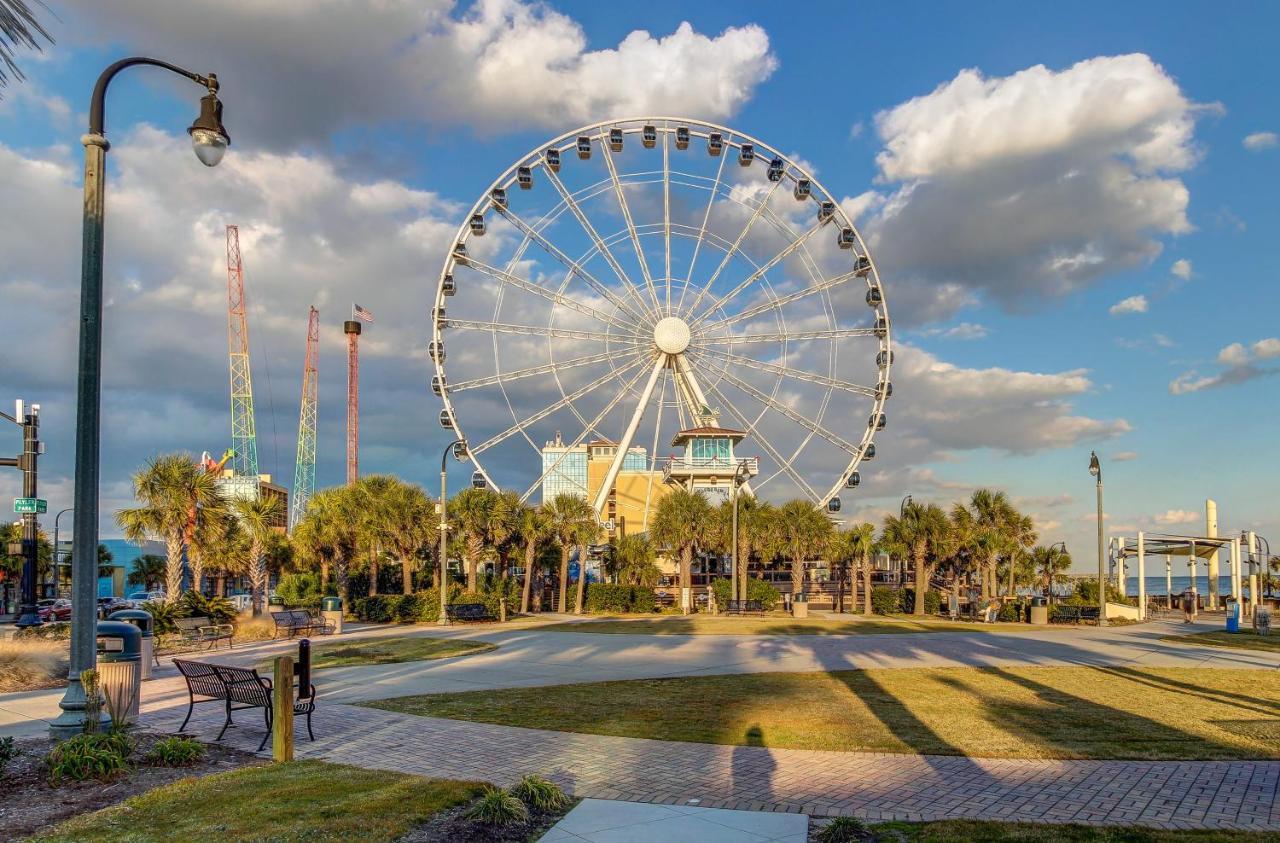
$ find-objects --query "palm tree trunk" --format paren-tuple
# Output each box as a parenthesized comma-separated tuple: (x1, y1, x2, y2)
(466, 555, 477, 593)
(164, 533, 184, 603)
(1008, 557, 1016, 601)
(401, 555, 414, 595)
(189, 551, 205, 597)
(368, 556, 378, 597)
(214, 570, 226, 598)
(250, 540, 267, 617)
(914, 554, 927, 615)
(738, 541, 751, 603)
(557, 547, 569, 613)
(680, 547, 693, 614)
(520, 543, 535, 614)
(319, 559, 329, 593)
(790, 556, 803, 600)
(574, 542, 587, 614)
(862, 554, 873, 615)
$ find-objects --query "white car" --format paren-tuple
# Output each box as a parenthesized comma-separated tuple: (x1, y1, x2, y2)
(127, 591, 166, 607)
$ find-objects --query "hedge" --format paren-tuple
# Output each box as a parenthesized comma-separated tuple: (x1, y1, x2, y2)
(870, 587, 899, 615)
(710, 578, 782, 612)
(900, 587, 942, 615)
(583, 583, 657, 613)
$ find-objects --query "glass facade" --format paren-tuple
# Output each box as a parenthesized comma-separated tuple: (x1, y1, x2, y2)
(690, 437, 731, 464)
(542, 449, 589, 501)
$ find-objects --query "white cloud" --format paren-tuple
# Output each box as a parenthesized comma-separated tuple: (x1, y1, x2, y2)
(1111, 451, 1139, 461)
(1109, 294, 1148, 316)
(1171, 258, 1192, 279)
(857, 54, 1206, 321)
(63, 1, 777, 148)
(923, 322, 989, 340)
(1155, 509, 1199, 525)
(1252, 338, 1280, 359)
(1217, 342, 1249, 366)
(1153, 334, 1174, 348)
(1243, 131, 1278, 151)
(1169, 337, 1280, 394)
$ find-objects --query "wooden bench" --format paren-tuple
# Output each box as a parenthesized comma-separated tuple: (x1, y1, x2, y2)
(272, 609, 333, 639)
(723, 599, 765, 617)
(175, 616, 233, 650)
(174, 658, 316, 752)
(445, 603, 495, 623)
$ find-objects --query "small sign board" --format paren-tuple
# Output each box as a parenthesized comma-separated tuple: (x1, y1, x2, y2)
(14, 497, 46, 514)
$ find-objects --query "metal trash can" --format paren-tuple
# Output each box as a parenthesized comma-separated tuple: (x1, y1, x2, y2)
(108, 609, 154, 680)
(1257, 605, 1272, 636)
(1225, 598, 1241, 633)
(1029, 597, 1048, 625)
(321, 596, 343, 634)
(792, 590, 809, 619)
(95, 621, 141, 726)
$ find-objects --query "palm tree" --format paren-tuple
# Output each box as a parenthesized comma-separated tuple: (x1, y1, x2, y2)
(127, 555, 166, 592)
(827, 528, 855, 613)
(451, 488, 497, 592)
(543, 493, 597, 614)
(961, 489, 1019, 600)
(881, 500, 953, 616)
(651, 490, 715, 614)
(234, 494, 283, 616)
(847, 522, 878, 615)
(1006, 513, 1038, 599)
(773, 500, 834, 606)
(292, 489, 355, 598)
(116, 453, 229, 603)
(360, 476, 434, 595)
(187, 508, 239, 596)
(516, 505, 553, 613)
(1033, 545, 1072, 603)
(714, 496, 774, 602)
(610, 533, 660, 586)
(0, 0, 53, 97)
(488, 491, 526, 619)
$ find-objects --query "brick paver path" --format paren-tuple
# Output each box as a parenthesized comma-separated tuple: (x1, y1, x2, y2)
(143, 700, 1280, 831)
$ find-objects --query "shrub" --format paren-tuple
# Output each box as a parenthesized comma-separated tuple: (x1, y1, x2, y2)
(816, 816, 869, 843)
(902, 588, 941, 616)
(467, 786, 529, 826)
(509, 774, 568, 811)
(44, 732, 131, 785)
(351, 595, 393, 623)
(140, 600, 181, 635)
(870, 587, 899, 615)
(0, 637, 68, 693)
(232, 617, 277, 643)
(710, 578, 781, 612)
(276, 572, 324, 609)
(585, 583, 658, 613)
(180, 591, 236, 624)
(998, 601, 1025, 623)
(0, 736, 15, 771)
(15, 621, 71, 640)
(146, 736, 205, 767)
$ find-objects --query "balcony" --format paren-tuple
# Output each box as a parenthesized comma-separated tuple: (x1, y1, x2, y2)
(662, 456, 759, 484)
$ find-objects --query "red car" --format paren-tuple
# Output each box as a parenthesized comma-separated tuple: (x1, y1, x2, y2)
(38, 598, 72, 622)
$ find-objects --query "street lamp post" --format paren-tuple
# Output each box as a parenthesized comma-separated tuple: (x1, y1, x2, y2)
(438, 439, 466, 626)
(898, 495, 912, 585)
(52, 508, 73, 598)
(730, 459, 751, 604)
(1088, 451, 1107, 627)
(51, 58, 230, 739)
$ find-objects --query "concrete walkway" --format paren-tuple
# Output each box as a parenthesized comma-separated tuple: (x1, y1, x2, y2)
(542, 799, 808, 842)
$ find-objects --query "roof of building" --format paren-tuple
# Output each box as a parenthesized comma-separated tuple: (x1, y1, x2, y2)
(671, 425, 746, 446)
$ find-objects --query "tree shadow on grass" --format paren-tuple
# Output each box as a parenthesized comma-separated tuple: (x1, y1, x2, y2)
(1087, 665, 1280, 718)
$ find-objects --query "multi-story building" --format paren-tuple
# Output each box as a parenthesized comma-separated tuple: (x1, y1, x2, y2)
(540, 434, 668, 537)
(214, 472, 289, 533)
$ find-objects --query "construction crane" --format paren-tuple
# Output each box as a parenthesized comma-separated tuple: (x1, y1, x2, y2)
(290, 306, 319, 530)
(225, 225, 260, 478)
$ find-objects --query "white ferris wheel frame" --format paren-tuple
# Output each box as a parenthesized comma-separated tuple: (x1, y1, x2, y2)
(431, 116, 892, 514)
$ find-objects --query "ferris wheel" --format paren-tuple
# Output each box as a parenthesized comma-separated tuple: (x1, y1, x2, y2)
(430, 117, 891, 515)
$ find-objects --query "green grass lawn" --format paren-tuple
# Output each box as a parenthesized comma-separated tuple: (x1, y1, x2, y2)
(262, 635, 496, 671)
(29, 760, 484, 843)
(871, 819, 1279, 841)
(368, 666, 1280, 760)
(1162, 629, 1280, 653)
(536, 614, 1044, 636)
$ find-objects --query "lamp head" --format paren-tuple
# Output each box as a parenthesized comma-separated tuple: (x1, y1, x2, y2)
(1088, 451, 1100, 478)
(188, 78, 230, 167)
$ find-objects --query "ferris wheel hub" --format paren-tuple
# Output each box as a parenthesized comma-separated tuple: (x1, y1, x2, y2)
(653, 316, 692, 354)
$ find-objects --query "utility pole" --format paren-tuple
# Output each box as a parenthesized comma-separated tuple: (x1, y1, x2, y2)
(2, 400, 43, 628)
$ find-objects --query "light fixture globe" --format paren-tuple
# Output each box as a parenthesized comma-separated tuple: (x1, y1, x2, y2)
(188, 89, 230, 167)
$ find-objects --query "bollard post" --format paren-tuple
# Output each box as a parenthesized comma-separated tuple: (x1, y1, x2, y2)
(273, 655, 294, 762)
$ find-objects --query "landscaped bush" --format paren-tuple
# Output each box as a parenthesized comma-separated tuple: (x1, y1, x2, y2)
(998, 601, 1025, 623)
(899, 588, 942, 615)
(466, 786, 529, 826)
(870, 587, 899, 615)
(0, 736, 16, 772)
(146, 736, 205, 767)
(815, 816, 869, 843)
(15, 621, 70, 640)
(509, 774, 568, 811)
(179, 591, 236, 624)
(275, 572, 324, 609)
(231, 617, 276, 642)
(44, 732, 131, 785)
(585, 583, 658, 613)
(140, 600, 181, 635)
(710, 578, 781, 612)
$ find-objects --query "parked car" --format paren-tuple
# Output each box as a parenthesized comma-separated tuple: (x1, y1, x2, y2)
(97, 596, 130, 615)
(38, 598, 72, 622)
(127, 591, 166, 607)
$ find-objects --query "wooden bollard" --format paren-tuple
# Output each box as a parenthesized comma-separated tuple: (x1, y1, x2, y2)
(273, 655, 294, 762)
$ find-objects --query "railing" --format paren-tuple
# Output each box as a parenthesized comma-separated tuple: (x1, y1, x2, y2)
(661, 456, 759, 482)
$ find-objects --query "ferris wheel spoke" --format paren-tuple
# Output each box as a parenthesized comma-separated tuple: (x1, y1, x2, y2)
(472, 354, 651, 456)
(446, 319, 647, 344)
(465, 257, 637, 333)
(700, 377, 823, 503)
(694, 353, 859, 455)
(696, 327, 879, 345)
(539, 166, 659, 321)
(496, 206, 651, 326)
(700, 269, 862, 332)
(601, 139, 662, 315)
(518, 359, 656, 503)
(683, 178, 784, 317)
(662, 128, 672, 313)
(449, 349, 629, 393)
(689, 220, 826, 327)
(678, 135, 731, 314)
(694, 345, 879, 398)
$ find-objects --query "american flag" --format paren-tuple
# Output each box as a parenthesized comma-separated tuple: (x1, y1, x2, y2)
(353, 303, 374, 323)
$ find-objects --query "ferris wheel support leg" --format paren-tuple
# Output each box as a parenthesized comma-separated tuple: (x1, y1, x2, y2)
(592, 354, 666, 518)
(673, 353, 713, 425)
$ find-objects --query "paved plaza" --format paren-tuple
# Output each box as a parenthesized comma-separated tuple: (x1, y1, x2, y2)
(3, 617, 1278, 831)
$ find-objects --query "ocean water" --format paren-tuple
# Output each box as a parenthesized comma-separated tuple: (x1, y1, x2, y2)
(1121, 574, 1266, 598)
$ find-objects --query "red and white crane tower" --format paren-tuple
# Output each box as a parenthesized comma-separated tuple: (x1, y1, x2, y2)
(345, 304, 373, 485)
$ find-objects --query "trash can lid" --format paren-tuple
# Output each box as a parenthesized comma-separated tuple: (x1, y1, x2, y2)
(107, 608, 154, 634)
(95, 620, 142, 642)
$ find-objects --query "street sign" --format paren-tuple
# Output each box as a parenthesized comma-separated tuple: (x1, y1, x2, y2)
(14, 497, 46, 514)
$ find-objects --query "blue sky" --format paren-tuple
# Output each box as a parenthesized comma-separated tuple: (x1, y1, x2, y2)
(0, 1, 1276, 570)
